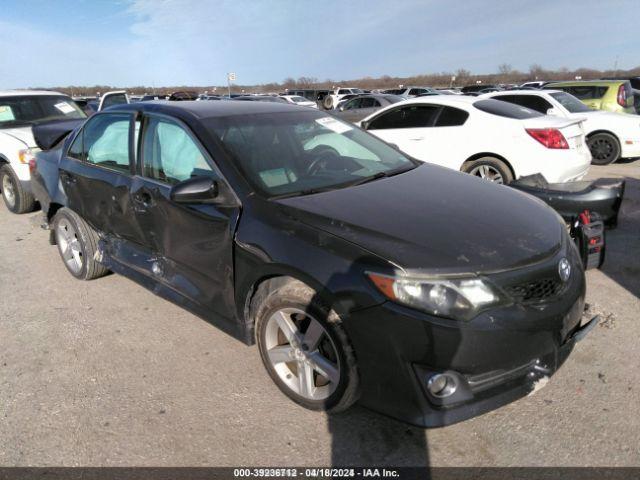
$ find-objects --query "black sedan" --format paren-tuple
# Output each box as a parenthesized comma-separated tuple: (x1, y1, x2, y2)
(31, 101, 596, 427)
(332, 94, 404, 123)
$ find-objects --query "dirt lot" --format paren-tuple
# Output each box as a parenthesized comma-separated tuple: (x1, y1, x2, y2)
(0, 161, 638, 467)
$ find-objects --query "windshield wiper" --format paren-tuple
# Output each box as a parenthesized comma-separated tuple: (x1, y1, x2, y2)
(349, 164, 416, 187)
(271, 165, 417, 200)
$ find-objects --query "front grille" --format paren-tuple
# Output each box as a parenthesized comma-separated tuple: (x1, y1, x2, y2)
(505, 278, 563, 303)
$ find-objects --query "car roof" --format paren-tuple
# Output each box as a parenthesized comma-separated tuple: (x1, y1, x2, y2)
(488, 89, 563, 96)
(108, 99, 310, 120)
(547, 80, 625, 86)
(400, 96, 478, 107)
(0, 90, 67, 98)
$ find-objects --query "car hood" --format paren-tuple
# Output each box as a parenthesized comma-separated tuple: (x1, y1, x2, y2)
(0, 126, 36, 148)
(276, 164, 563, 274)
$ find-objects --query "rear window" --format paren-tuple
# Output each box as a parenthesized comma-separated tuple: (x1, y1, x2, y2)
(492, 94, 553, 113)
(0, 95, 86, 128)
(473, 99, 542, 119)
(435, 107, 469, 126)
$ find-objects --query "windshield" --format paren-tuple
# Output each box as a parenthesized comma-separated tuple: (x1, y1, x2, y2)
(207, 110, 416, 197)
(291, 96, 308, 103)
(550, 92, 592, 113)
(0, 95, 86, 128)
(383, 89, 405, 95)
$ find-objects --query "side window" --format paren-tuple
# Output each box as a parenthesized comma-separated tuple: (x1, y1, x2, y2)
(67, 130, 84, 160)
(344, 98, 361, 110)
(400, 105, 440, 128)
(565, 86, 604, 100)
(435, 107, 470, 126)
(100, 93, 128, 110)
(142, 117, 216, 185)
(360, 98, 376, 108)
(83, 113, 132, 174)
(369, 105, 440, 130)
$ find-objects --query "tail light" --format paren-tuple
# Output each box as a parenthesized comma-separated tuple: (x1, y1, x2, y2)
(526, 128, 569, 149)
(617, 84, 627, 107)
(18, 148, 37, 164)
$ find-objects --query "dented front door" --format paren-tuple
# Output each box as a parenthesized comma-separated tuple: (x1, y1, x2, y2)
(130, 114, 240, 322)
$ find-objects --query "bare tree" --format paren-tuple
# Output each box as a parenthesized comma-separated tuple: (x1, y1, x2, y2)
(498, 63, 513, 75)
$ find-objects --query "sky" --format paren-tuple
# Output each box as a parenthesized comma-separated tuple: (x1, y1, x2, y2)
(0, 0, 638, 89)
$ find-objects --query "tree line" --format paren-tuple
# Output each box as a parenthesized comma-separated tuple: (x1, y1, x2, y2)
(44, 64, 640, 96)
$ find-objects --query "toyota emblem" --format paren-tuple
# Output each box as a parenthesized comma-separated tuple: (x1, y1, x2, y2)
(558, 258, 571, 282)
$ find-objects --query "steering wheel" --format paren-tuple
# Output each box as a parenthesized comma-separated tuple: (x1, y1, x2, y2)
(306, 147, 341, 175)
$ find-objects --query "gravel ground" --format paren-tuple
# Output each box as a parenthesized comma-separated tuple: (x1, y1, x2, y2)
(0, 161, 638, 467)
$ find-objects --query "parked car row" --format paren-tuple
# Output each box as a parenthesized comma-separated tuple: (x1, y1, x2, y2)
(1, 90, 625, 428)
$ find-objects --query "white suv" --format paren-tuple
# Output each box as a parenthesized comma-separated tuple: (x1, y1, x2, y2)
(0, 90, 130, 213)
(323, 87, 365, 109)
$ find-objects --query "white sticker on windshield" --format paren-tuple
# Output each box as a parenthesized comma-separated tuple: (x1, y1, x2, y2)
(54, 102, 76, 114)
(315, 117, 352, 134)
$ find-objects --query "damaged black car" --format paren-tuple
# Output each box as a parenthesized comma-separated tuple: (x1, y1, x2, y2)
(31, 101, 598, 427)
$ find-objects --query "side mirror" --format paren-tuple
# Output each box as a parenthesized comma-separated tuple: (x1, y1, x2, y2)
(170, 176, 219, 204)
(546, 107, 559, 116)
(360, 120, 370, 130)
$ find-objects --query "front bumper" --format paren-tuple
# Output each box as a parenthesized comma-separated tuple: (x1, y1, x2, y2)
(343, 247, 589, 427)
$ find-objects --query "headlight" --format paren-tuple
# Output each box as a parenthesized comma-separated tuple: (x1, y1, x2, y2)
(367, 272, 508, 321)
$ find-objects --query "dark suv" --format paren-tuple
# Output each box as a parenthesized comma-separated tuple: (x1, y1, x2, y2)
(32, 101, 596, 427)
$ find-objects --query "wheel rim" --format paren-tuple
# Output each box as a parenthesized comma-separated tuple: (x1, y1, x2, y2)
(264, 307, 340, 401)
(56, 218, 83, 274)
(2, 174, 16, 208)
(589, 137, 615, 162)
(468, 164, 504, 184)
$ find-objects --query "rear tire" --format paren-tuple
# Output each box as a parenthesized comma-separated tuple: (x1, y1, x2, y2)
(0, 164, 35, 214)
(254, 279, 359, 412)
(52, 208, 109, 280)
(587, 133, 620, 165)
(461, 157, 513, 184)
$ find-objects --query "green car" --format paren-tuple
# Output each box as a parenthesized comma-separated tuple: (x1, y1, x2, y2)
(544, 80, 636, 114)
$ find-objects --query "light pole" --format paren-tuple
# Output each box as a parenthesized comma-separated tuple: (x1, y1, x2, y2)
(227, 72, 236, 98)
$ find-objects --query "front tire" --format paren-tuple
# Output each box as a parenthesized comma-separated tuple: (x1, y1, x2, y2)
(254, 280, 359, 412)
(0, 164, 35, 214)
(52, 208, 109, 280)
(461, 157, 513, 184)
(587, 133, 620, 165)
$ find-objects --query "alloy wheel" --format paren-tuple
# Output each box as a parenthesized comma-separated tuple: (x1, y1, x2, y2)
(264, 307, 340, 401)
(468, 164, 504, 184)
(56, 218, 84, 274)
(589, 137, 615, 163)
(2, 174, 16, 208)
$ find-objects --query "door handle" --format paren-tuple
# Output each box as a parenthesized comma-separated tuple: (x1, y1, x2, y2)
(60, 172, 77, 185)
(132, 191, 154, 209)
(409, 136, 425, 141)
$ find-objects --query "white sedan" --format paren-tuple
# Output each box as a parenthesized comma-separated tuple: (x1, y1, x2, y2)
(481, 89, 640, 165)
(359, 96, 591, 184)
(280, 95, 318, 109)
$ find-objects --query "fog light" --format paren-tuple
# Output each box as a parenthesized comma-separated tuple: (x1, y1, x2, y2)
(427, 373, 457, 398)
